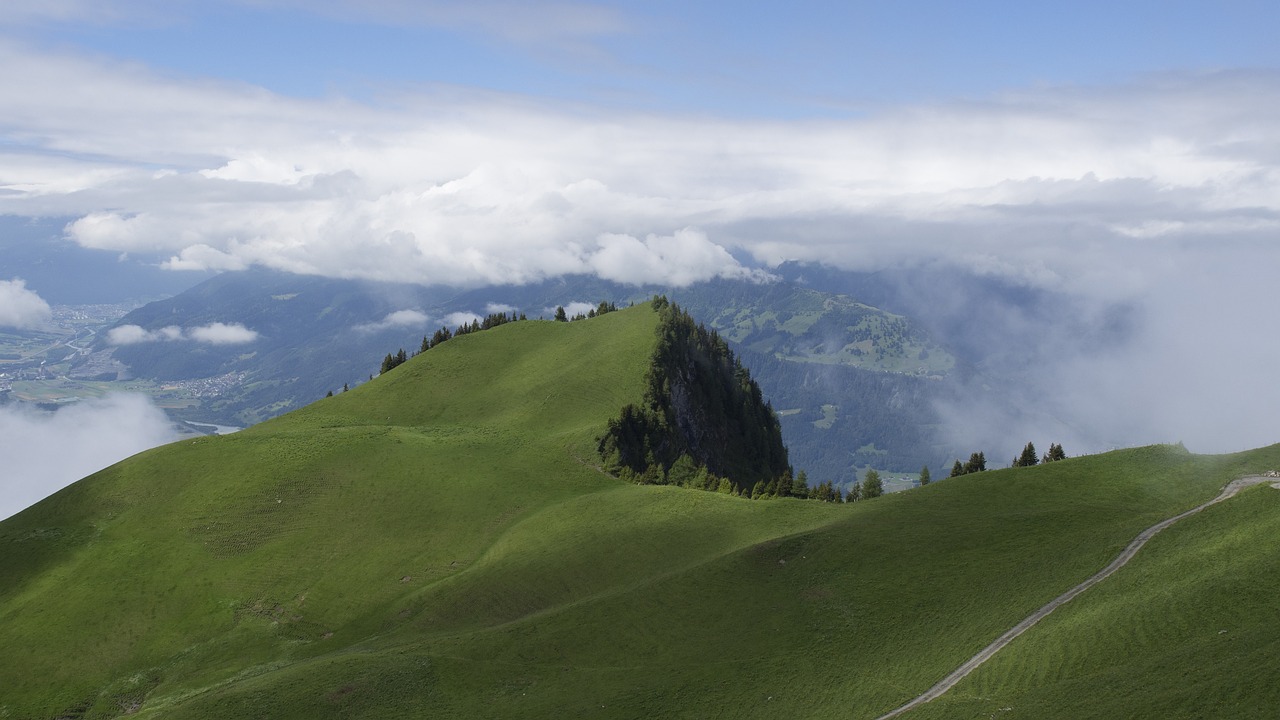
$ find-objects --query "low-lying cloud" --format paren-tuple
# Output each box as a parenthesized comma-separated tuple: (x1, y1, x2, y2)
(441, 311, 482, 328)
(0, 394, 179, 521)
(0, 278, 52, 329)
(355, 309, 430, 333)
(587, 229, 771, 286)
(108, 322, 259, 345)
(2, 39, 1280, 456)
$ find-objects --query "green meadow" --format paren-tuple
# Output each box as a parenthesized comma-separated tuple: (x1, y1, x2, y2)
(1, 303, 1277, 718)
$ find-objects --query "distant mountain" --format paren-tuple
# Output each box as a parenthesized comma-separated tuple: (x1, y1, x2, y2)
(96, 268, 969, 478)
(5, 303, 1276, 718)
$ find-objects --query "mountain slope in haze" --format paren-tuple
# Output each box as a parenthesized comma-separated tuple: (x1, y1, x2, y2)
(3, 302, 1279, 718)
(0, 215, 212, 305)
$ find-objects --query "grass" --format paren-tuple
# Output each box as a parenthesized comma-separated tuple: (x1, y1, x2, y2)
(2, 303, 1278, 719)
(905, 448, 1280, 720)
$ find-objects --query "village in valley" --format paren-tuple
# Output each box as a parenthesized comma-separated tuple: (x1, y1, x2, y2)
(0, 303, 243, 420)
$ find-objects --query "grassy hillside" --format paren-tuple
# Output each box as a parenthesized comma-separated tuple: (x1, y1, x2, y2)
(2, 303, 1278, 719)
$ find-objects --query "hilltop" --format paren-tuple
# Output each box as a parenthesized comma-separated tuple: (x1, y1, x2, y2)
(2, 302, 1278, 718)
(78, 268, 964, 478)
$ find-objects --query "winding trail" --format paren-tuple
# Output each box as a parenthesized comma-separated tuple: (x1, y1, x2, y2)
(874, 474, 1279, 720)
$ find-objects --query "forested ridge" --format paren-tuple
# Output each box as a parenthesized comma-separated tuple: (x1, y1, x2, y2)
(597, 297, 791, 494)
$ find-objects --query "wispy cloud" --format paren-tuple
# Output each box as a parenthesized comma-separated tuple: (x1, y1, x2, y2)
(354, 308, 430, 333)
(276, 0, 630, 45)
(108, 322, 259, 345)
(441, 311, 481, 327)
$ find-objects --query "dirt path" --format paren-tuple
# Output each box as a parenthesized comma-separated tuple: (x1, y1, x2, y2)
(874, 474, 1279, 720)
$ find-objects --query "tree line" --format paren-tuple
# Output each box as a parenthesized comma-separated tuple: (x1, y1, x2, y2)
(946, 441, 1069, 477)
(326, 302, 622, 397)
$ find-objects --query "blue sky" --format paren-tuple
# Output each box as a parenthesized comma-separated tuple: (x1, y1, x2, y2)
(15, 1, 1280, 115)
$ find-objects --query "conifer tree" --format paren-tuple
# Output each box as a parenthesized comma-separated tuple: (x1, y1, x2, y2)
(776, 469, 794, 497)
(963, 451, 986, 474)
(554, 306, 568, 322)
(1016, 442, 1039, 467)
(793, 470, 809, 498)
(950, 460, 965, 477)
(861, 468, 884, 499)
(919, 465, 931, 485)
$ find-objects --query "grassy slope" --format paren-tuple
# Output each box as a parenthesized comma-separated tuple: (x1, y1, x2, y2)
(907, 450, 1280, 720)
(2, 304, 1278, 719)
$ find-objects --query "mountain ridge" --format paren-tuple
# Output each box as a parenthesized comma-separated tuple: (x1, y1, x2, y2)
(2, 303, 1279, 717)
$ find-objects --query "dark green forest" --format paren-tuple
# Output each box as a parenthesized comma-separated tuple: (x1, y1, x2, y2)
(597, 297, 791, 494)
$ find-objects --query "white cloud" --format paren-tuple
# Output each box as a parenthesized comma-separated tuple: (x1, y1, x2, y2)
(355, 309, 430, 332)
(106, 324, 160, 345)
(161, 243, 250, 272)
(561, 301, 595, 318)
(0, 278, 52, 329)
(442, 311, 481, 327)
(484, 302, 516, 314)
(0, 394, 178, 521)
(107, 322, 258, 345)
(586, 228, 767, 287)
(4, 39, 1279, 294)
(186, 322, 259, 344)
(4, 41, 1280, 456)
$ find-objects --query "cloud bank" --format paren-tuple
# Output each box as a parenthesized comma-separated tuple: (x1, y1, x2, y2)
(4, 39, 1277, 295)
(0, 278, 52, 329)
(0, 394, 179, 521)
(2, 40, 1280, 455)
(107, 322, 259, 345)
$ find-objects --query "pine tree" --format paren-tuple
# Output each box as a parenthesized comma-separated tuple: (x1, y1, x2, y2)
(554, 306, 568, 322)
(919, 465, 931, 485)
(845, 480, 861, 502)
(861, 468, 884, 499)
(794, 470, 809, 498)
(776, 469, 794, 498)
(343, 383, 349, 392)
(1016, 442, 1039, 467)
(950, 460, 965, 478)
(964, 451, 986, 474)
(1047, 443, 1067, 462)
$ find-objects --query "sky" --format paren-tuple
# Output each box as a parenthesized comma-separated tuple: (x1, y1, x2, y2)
(2, 0, 1278, 290)
(2, 0, 1280, 513)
